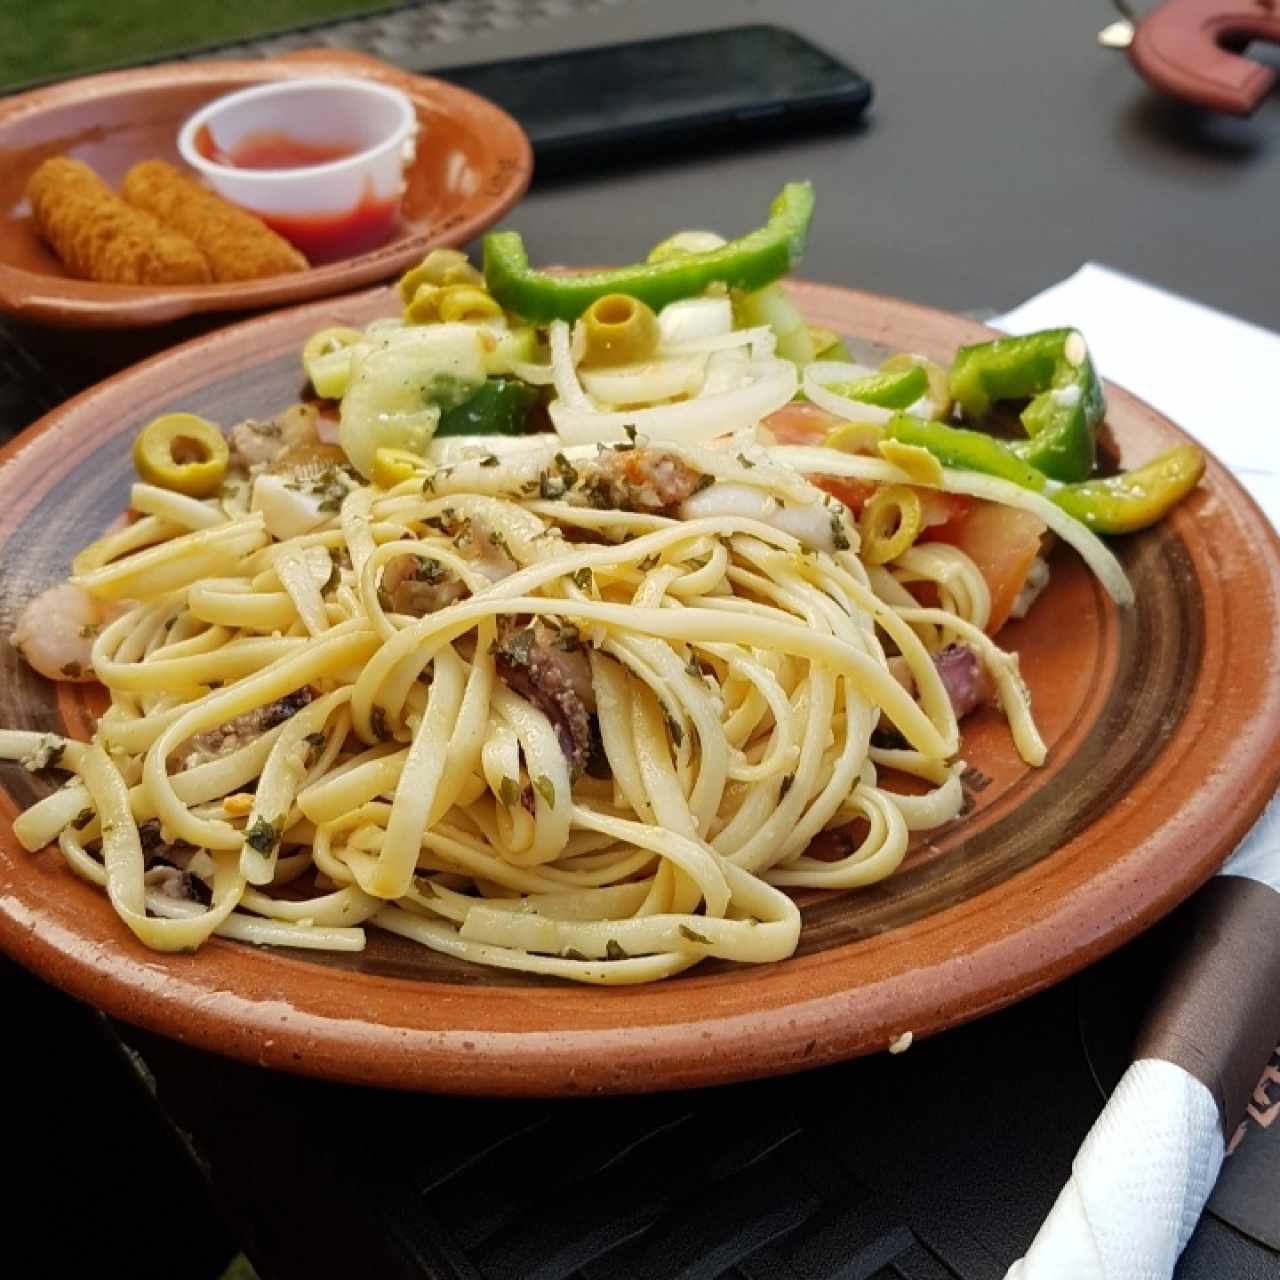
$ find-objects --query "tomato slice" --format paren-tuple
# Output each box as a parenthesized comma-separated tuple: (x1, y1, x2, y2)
(810, 474, 876, 514)
(926, 499, 1046, 634)
(917, 489, 972, 531)
(762, 401, 844, 446)
(764, 404, 989, 583)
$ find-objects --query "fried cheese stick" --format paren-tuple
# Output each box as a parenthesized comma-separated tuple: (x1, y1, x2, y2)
(123, 160, 308, 282)
(27, 157, 211, 286)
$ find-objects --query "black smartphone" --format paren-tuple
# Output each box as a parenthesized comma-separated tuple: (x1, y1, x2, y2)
(428, 25, 872, 171)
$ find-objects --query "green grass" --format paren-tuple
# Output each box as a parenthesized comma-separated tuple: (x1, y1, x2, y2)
(0, 0, 398, 91)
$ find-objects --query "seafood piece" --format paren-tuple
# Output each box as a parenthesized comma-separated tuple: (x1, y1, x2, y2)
(10, 581, 109, 682)
(381, 555, 467, 616)
(580, 447, 709, 513)
(493, 618, 596, 774)
(932, 644, 993, 719)
(884, 643, 993, 736)
(174, 689, 314, 771)
(228, 404, 323, 471)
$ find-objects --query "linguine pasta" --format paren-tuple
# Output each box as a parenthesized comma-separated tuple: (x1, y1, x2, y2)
(1, 437, 1059, 983)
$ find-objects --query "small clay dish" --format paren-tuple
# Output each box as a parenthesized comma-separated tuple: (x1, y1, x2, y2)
(0, 49, 531, 329)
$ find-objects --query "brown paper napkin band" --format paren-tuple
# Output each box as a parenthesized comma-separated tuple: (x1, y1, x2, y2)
(1135, 875, 1280, 1138)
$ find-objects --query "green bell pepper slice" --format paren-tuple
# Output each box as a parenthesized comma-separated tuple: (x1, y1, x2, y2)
(435, 377, 542, 438)
(1051, 445, 1204, 533)
(886, 415, 1049, 490)
(949, 328, 1105, 483)
(830, 365, 929, 412)
(482, 182, 816, 324)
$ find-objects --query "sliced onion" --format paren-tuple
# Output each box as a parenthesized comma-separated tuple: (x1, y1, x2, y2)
(551, 359, 798, 447)
(652, 230, 727, 258)
(804, 360, 890, 424)
(426, 432, 559, 465)
(934, 472, 1133, 607)
(548, 319, 591, 410)
(509, 359, 556, 386)
(703, 346, 753, 397)
(765, 444, 1135, 606)
(580, 355, 708, 406)
(678, 481, 837, 552)
(660, 325, 776, 357)
(804, 359, 878, 383)
(657, 296, 733, 346)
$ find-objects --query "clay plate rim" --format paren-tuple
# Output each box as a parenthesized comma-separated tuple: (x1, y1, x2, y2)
(0, 279, 1278, 1096)
(0, 49, 532, 329)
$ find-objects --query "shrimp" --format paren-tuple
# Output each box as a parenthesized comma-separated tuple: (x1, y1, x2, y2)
(10, 581, 107, 682)
(228, 403, 321, 472)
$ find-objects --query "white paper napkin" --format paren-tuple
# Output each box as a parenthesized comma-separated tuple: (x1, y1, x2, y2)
(994, 266, 1280, 1280)
(1006, 1060, 1224, 1280)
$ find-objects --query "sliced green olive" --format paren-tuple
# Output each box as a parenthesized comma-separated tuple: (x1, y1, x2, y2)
(302, 327, 366, 398)
(578, 294, 660, 368)
(403, 282, 442, 325)
(824, 421, 885, 455)
(398, 248, 483, 304)
(302, 326, 364, 367)
(132, 414, 229, 498)
(403, 282, 504, 326)
(437, 285, 504, 325)
(859, 484, 923, 565)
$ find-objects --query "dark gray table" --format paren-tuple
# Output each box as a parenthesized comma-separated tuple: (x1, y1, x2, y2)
(395, 0, 1279, 330)
(4, 3, 1279, 1278)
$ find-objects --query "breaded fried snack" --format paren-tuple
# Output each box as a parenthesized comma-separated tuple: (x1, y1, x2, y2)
(27, 157, 212, 286)
(123, 160, 308, 281)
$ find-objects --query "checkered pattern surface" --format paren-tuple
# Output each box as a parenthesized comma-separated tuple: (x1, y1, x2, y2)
(201, 0, 633, 61)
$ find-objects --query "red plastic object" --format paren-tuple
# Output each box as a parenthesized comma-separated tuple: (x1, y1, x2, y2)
(1130, 0, 1280, 115)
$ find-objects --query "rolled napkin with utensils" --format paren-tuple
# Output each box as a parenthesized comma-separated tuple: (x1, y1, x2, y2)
(1008, 803, 1280, 1278)
(998, 267, 1280, 1278)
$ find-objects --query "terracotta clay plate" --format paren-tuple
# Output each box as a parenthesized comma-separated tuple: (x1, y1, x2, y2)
(1, 281, 1279, 1096)
(0, 50, 531, 329)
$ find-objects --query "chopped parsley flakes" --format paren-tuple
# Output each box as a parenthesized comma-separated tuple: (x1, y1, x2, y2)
(244, 815, 282, 855)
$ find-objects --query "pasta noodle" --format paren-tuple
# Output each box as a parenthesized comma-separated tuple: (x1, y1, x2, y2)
(1, 438, 1066, 984)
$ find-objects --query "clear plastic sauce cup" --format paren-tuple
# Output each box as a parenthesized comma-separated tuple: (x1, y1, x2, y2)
(178, 78, 418, 263)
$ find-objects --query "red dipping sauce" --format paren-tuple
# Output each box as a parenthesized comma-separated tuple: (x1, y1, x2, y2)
(192, 126, 401, 263)
(230, 132, 356, 170)
(194, 125, 356, 170)
(259, 184, 401, 263)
